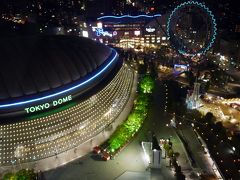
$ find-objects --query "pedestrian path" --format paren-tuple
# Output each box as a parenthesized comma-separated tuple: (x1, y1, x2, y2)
(149, 82, 195, 179)
(115, 171, 150, 180)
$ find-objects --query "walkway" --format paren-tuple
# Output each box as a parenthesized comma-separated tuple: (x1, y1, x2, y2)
(44, 78, 176, 180)
(146, 81, 193, 178)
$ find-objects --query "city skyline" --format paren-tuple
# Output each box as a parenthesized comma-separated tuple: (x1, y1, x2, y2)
(0, 1, 239, 180)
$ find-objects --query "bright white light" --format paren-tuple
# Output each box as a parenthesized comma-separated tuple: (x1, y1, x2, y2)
(92, 26, 97, 31)
(162, 37, 166, 40)
(104, 109, 112, 117)
(82, 30, 89, 37)
(97, 22, 102, 28)
(134, 30, 141, 36)
(220, 55, 226, 61)
(146, 27, 155, 32)
(141, 142, 151, 164)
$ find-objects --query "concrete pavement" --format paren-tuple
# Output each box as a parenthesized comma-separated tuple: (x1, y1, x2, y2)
(179, 127, 215, 175)
(41, 78, 212, 180)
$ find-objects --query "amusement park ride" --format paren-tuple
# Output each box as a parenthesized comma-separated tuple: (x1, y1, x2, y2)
(167, 1, 217, 58)
(96, 1, 218, 109)
(166, 1, 217, 109)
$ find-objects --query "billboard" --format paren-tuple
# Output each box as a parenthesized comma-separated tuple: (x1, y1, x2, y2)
(174, 64, 189, 73)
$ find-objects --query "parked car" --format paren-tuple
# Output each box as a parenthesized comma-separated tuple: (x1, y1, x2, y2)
(101, 151, 110, 161)
(93, 146, 101, 154)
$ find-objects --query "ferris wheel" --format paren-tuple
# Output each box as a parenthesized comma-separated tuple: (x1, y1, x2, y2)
(167, 1, 217, 57)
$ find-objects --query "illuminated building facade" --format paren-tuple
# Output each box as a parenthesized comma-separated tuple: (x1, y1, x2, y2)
(0, 35, 135, 167)
(90, 14, 169, 49)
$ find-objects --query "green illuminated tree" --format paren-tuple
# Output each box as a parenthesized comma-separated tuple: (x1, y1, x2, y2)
(163, 143, 170, 152)
(16, 169, 36, 180)
(3, 173, 17, 180)
(139, 75, 155, 93)
(168, 148, 174, 158)
(3, 169, 36, 180)
(107, 76, 153, 153)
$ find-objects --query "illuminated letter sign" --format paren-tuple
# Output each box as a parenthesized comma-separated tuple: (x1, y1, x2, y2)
(24, 95, 72, 114)
(95, 28, 116, 37)
(146, 27, 155, 32)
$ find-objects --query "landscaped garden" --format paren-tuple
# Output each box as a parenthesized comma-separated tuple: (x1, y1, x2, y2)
(107, 75, 155, 154)
(3, 169, 37, 180)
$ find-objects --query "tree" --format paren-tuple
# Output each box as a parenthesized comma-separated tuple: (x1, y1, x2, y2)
(186, 71, 195, 87)
(138, 64, 147, 74)
(175, 165, 181, 174)
(203, 112, 214, 124)
(163, 143, 169, 150)
(3, 173, 17, 180)
(168, 148, 174, 158)
(215, 121, 227, 140)
(175, 165, 186, 180)
(16, 169, 36, 180)
(139, 75, 155, 94)
(3, 169, 36, 180)
(231, 134, 240, 155)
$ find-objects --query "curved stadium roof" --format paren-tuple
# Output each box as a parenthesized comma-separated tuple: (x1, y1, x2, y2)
(0, 35, 118, 109)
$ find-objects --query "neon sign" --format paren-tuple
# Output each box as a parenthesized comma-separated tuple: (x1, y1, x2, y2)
(0, 49, 118, 109)
(146, 27, 155, 32)
(25, 95, 72, 114)
(174, 64, 189, 73)
(167, 1, 217, 57)
(95, 28, 116, 37)
(97, 14, 161, 20)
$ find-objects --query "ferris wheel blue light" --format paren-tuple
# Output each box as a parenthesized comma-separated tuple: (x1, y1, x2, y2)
(167, 1, 217, 57)
(97, 14, 161, 20)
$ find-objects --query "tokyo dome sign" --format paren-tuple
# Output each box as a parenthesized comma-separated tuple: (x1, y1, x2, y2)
(24, 95, 72, 114)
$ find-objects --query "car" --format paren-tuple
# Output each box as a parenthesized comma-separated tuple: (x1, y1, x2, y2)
(102, 151, 110, 161)
(93, 146, 101, 154)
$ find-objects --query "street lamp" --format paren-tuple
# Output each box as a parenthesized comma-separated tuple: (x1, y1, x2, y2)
(232, 147, 236, 152)
(14, 145, 24, 170)
(11, 159, 16, 173)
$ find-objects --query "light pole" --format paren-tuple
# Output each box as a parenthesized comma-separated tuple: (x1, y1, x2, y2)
(11, 159, 16, 173)
(14, 145, 24, 170)
(103, 107, 112, 135)
(54, 148, 58, 158)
